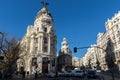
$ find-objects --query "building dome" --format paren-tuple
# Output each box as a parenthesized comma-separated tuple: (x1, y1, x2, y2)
(36, 7, 52, 19)
(62, 38, 68, 45)
(59, 38, 72, 56)
(41, 7, 48, 13)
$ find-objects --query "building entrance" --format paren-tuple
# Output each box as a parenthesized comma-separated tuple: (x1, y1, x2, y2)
(42, 57, 48, 73)
(31, 57, 38, 74)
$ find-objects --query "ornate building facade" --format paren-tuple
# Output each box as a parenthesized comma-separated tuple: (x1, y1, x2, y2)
(17, 3, 57, 74)
(57, 38, 72, 71)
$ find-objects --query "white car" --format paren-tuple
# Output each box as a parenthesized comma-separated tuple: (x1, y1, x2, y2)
(74, 70, 84, 77)
(96, 69, 101, 73)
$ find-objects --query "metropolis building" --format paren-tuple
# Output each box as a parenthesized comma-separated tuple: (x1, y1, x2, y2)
(17, 2, 57, 74)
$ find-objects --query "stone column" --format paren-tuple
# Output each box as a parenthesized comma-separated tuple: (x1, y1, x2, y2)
(38, 37, 41, 52)
(30, 35, 34, 55)
(48, 37, 50, 53)
(37, 57, 42, 73)
(41, 36, 43, 53)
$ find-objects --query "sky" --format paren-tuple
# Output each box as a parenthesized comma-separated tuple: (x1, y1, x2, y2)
(0, 0, 120, 58)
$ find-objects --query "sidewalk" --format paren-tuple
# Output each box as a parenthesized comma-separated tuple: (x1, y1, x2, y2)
(101, 71, 120, 78)
(100, 71, 120, 80)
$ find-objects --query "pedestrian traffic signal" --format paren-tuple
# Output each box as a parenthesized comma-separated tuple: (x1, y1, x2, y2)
(74, 47, 77, 53)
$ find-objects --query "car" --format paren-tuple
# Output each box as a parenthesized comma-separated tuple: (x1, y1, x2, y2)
(74, 70, 84, 77)
(47, 72, 56, 78)
(58, 71, 65, 77)
(65, 70, 73, 77)
(96, 69, 101, 73)
(87, 69, 96, 78)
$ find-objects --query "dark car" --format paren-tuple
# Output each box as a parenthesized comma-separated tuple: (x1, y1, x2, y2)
(58, 71, 65, 77)
(87, 69, 96, 78)
(65, 70, 73, 77)
(74, 70, 84, 77)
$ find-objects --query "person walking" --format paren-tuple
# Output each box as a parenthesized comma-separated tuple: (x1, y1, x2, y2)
(34, 71, 38, 79)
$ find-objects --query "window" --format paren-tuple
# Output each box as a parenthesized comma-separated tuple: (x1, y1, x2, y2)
(42, 57, 48, 63)
(32, 57, 37, 65)
(116, 25, 119, 28)
(44, 37, 48, 44)
(37, 28, 39, 32)
(44, 46, 48, 52)
(47, 20, 51, 24)
(21, 62, 24, 65)
(35, 47, 38, 51)
(117, 30, 120, 37)
(32, 58, 37, 63)
(36, 38, 38, 43)
(119, 52, 120, 57)
(44, 27, 47, 32)
(118, 37, 120, 44)
(114, 21, 116, 23)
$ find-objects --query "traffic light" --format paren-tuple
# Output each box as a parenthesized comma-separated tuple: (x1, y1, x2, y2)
(74, 47, 77, 53)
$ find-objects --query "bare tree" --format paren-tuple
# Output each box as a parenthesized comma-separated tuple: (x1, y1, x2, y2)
(0, 32, 27, 76)
(0, 32, 19, 69)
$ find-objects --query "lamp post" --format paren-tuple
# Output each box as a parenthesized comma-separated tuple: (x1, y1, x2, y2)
(79, 58, 80, 69)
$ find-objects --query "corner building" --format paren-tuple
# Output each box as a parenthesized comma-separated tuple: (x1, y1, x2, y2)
(57, 38, 72, 71)
(17, 5, 57, 74)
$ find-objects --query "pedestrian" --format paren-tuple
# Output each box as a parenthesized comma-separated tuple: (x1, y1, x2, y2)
(56, 71, 58, 77)
(22, 71, 26, 78)
(34, 71, 38, 78)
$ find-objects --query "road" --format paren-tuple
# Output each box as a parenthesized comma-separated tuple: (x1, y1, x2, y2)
(1, 72, 120, 80)
(11, 75, 104, 80)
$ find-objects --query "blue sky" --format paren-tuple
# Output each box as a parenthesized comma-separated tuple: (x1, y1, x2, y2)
(0, 0, 120, 58)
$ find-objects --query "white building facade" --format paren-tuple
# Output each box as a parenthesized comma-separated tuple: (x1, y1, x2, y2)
(80, 11, 120, 71)
(17, 3, 57, 74)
